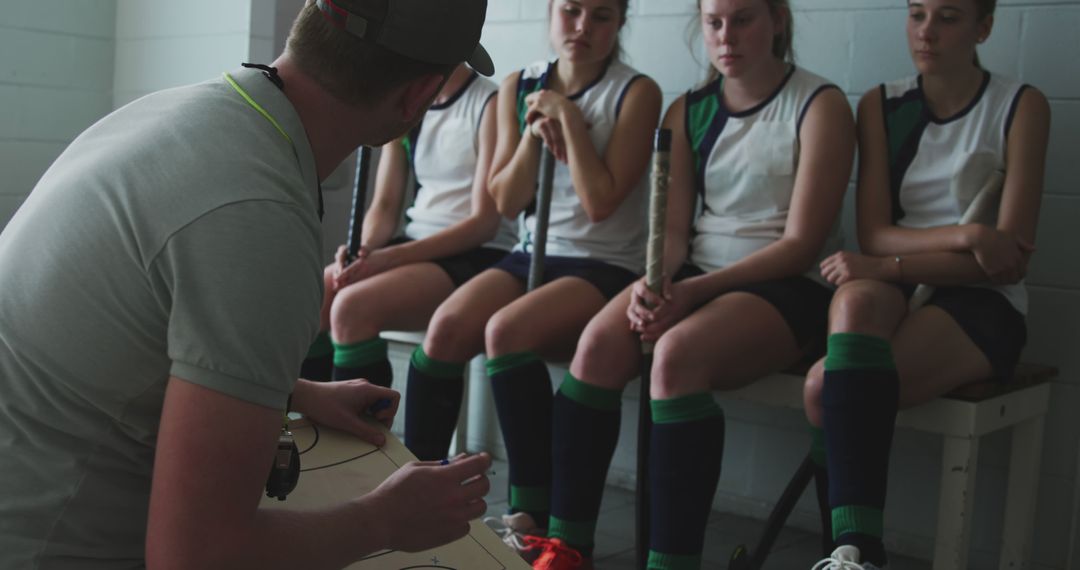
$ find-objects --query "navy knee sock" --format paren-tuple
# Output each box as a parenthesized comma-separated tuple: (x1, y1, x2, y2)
(332, 337, 392, 387)
(488, 352, 553, 525)
(810, 426, 834, 555)
(822, 333, 899, 567)
(548, 372, 623, 556)
(647, 393, 725, 570)
(299, 332, 333, 381)
(404, 346, 466, 461)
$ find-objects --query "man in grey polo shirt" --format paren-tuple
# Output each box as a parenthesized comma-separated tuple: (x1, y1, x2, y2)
(0, 1, 497, 568)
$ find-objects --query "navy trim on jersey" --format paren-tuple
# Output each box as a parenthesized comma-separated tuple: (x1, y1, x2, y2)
(615, 74, 647, 118)
(565, 59, 611, 101)
(516, 68, 550, 135)
(685, 77, 729, 202)
(923, 70, 991, 124)
(1004, 84, 1031, 142)
(881, 84, 928, 224)
(727, 65, 796, 118)
(429, 71, 479, 111)
(797, 84, 842, 136)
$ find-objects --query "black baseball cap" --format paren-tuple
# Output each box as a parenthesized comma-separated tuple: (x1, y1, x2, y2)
(315, 0, 494, 77)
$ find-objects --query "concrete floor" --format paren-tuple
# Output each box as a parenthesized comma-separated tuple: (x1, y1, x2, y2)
(482, 459, 931, 570)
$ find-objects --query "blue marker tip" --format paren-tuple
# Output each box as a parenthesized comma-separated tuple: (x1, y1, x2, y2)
(368, 398, 392, 415)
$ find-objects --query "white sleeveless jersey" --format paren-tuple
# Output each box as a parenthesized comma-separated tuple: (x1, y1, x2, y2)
(882, 72, 1029, 313)
(514, 59, 651, 273)
(404, 73, 517, 251)
(686, 66, 843, 283)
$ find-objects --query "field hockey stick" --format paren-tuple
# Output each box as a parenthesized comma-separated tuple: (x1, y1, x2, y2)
(636, 128, 672, 570)
(345, 146, 373, 265)
(527, 146, 557, 292)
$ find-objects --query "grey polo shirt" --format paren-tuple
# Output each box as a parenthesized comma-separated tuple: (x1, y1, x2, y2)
(0, 67, 323, 567)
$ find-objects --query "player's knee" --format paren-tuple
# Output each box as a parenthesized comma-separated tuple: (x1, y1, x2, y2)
(483, 311, 524, 356)
(830, 282, 894, 333)
(328, 293, 376, 342)
(650, 330, 697, 395)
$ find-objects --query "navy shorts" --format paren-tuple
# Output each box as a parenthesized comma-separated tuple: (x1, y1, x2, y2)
(389, 237, 508, 287)
(491, 251, 639, 300)
(902, 285, 1027, 381)
(674, 264, 834, 359)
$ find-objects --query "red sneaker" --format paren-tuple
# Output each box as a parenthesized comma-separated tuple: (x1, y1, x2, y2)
(528, 537, 589, 570)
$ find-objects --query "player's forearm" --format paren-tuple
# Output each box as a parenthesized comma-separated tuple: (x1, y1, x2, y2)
(148, 499, 382, 570)
(388, 216, 498, 266)
(489, 135, 542, 218)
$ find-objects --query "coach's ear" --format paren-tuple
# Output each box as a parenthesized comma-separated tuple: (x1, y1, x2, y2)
(398, 73, 444, 125)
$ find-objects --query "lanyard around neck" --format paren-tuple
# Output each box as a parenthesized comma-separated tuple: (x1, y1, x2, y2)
(222, 71, 324, 220)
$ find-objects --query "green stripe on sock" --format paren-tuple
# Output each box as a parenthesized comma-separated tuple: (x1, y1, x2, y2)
(825, 333, 895, 372)
(548, 516, 596, 550)
(650, 393, 722, 425)
(485, 352, 540, 377)
(306, 331, 333, 358)
(647, 551, 702, 570)
(332, 337, 388, 368)
(558, 372, 621, 412)
(510, 485, 549, 513)
(410, 346, 465, 379)
(810, 426, 826, 467)
(832, 505, 884, 540)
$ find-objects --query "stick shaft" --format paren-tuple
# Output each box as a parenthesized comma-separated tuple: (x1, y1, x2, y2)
(346, 146, 373, 264)
(527, 147, 557, 292)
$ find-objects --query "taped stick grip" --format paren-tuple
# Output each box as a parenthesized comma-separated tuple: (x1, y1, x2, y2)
(346, 146, 373, 265)
(642, 128, 672, 355)
(527, 146, 557, 292)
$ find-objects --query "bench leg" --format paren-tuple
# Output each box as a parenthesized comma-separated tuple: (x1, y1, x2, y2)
(998, 415, 1045, 570)
(933, 435, 980, 570)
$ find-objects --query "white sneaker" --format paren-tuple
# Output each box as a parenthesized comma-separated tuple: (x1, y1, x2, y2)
(811, 545, 886, 569)
(484, 512, 545, 563)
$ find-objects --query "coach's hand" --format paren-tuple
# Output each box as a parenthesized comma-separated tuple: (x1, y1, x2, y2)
(291, 379, 399, 446)
(361, 453, 491, 552)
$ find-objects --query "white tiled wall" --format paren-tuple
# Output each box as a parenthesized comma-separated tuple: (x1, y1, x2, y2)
(1, 0, 1077, 567)
(0, 0, 116, 227)
(113, 0, 271, 108)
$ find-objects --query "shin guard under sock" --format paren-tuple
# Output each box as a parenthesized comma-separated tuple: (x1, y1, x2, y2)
(488, 352, 553, 525)
(823, 333, 899, 567)
(548, 372, 623, 555)
(404, 346, 466, 461)
(332, 337, 392, 387)
(299, 332, 333, 381)
(647, 393, 725, 570)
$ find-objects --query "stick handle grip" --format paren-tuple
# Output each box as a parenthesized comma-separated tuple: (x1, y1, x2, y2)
(642, 128, 672, 354)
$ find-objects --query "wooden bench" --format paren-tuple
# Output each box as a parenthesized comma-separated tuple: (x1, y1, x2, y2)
(723, 363, 1056, 570)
